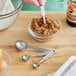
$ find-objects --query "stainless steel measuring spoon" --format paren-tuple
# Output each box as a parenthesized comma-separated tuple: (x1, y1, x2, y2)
(40, 6, 46, 24)
(22, 51, 49, 61)
(15, 40, 50, 52)
(32, 50, 56, 68)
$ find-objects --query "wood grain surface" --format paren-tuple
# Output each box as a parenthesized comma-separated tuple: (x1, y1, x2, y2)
(1, 11, 76, 76)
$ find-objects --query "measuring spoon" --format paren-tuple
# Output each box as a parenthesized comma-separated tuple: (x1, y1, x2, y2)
(22, 51, 49, 61)
(32, 50, 56, 68)
(15, 40, 50, 52)
(40, 6, 46, 24)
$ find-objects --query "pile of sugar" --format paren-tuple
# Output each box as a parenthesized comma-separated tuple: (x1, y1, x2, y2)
(0, 0, 18, 30)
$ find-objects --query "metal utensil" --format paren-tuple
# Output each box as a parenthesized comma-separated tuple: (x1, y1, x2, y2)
(40, 6, 46, 24)
(15, 40, 50, 52)
(32, 50, 56, 68)
(22, 51, 49, 61)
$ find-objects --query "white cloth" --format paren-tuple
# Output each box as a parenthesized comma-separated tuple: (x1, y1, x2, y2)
(48, 56, 76, 76)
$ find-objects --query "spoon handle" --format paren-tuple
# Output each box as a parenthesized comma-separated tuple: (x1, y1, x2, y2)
(31, 51, 49, 57)
(39, 50, 56, 64)
(28, 46, 49, 52)
(40, 6, 46, 24)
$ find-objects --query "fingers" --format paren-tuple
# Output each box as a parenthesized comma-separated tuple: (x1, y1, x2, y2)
(24, 0, 46, 7)
(24, 0, 40, 7)
(24, 0, 31, 3)
(31, 0, 40, 7)
(38, 0, 46, 6)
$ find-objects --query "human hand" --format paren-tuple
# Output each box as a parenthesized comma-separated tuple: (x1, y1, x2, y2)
(24, 0, 46, 7)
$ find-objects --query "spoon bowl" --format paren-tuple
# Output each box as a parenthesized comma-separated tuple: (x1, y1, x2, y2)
(15, 40, 28, 51)
(22, 55, 30, 61)
(32, 62, 40, 68)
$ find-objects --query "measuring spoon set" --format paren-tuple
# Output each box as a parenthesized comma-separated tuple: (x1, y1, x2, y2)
(15, 40, 56, 68)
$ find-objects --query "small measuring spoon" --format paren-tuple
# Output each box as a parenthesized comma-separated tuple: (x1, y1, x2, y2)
(22, 51, 49, 61)
(15, 40, 50, 52)
(32, 50, 56, 68)
(40, 6, 46, 24)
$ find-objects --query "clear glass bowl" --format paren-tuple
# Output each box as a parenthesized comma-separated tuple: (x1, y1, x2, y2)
(0, 0, 23, 30)
(0, 50, 11, 76)
(28, 15, 62, 42)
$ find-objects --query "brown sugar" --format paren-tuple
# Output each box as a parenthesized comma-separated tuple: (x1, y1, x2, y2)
(31, 16, 60, 35)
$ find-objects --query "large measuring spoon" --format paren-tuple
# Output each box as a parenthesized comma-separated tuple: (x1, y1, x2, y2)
(22, 51, 49, 61)
(32, 50, 56, 68)
(15, 40, 50, 52)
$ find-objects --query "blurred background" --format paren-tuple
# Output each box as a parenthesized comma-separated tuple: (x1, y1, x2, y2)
(22, 0, 67, 11)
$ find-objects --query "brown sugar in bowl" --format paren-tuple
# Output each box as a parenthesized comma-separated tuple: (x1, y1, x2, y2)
(28, 15, 61, 42)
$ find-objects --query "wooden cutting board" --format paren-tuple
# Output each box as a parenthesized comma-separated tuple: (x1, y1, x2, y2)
(1, 11, 76, 76)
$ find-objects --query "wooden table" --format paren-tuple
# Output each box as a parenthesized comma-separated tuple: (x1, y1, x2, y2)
(1, 11, 76, 76)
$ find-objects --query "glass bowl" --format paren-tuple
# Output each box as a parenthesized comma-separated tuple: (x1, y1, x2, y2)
(0, 0, 23, 30)
(0, 50, 11, 76)
(28, 15, 62, 42)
